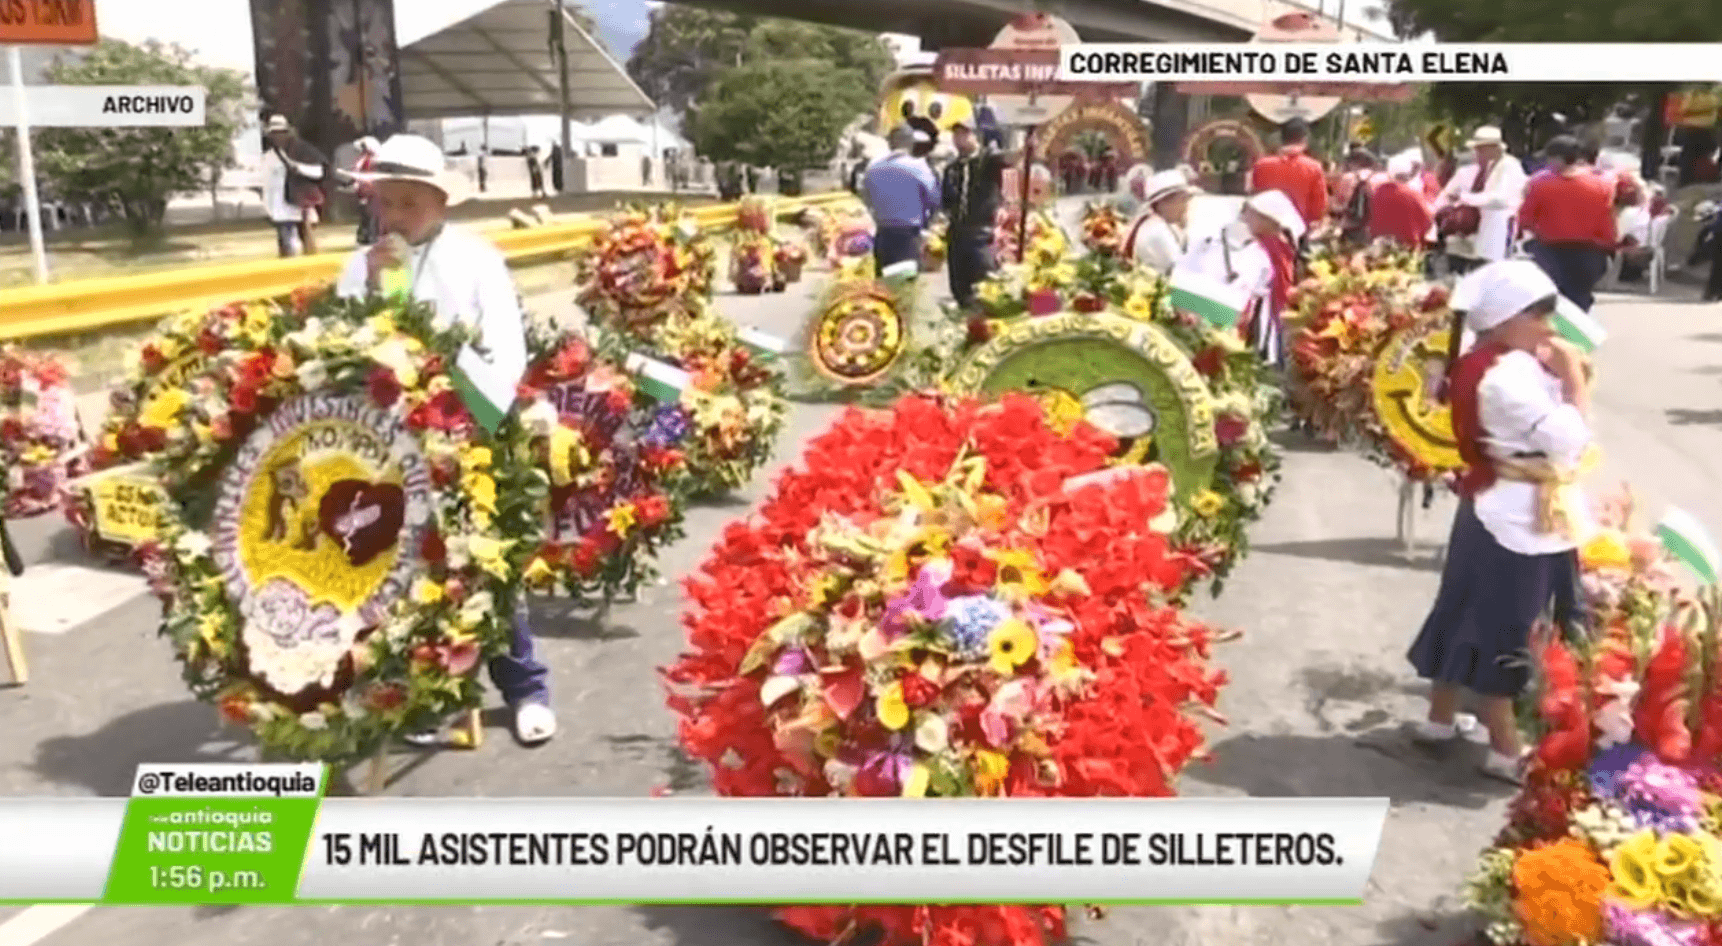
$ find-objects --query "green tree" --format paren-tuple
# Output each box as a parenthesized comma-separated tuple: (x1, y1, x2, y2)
(31, 39, 250, 237)
(691, 60, 872, 172)
(1381, 0, 1721, 164)
(628, 7, 890, 130)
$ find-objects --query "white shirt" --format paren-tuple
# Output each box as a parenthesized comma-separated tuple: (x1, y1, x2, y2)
(1178, 222, 1273, 311)
(1472, 349, 1594, 555)
(262, 148, 323, 224)
(335, 224, 528, 405)
(1436, 158, 1527, 262)
(1617, 205, 1651, 246)
(1124, 213, 1185, 275)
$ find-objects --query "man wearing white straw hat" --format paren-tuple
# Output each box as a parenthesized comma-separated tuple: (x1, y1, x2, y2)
(1122, 169, 1192, 276)
(336, 133, 559, 748)
(1433, 125, 1526, 276)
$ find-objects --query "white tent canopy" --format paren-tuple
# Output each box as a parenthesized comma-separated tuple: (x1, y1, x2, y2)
(400, 0, 655, 120)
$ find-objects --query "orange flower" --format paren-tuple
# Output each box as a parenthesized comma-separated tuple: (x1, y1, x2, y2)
(1511, 839, 1610, 946)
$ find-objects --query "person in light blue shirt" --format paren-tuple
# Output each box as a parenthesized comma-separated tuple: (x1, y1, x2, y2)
(863, 125, 941, 275)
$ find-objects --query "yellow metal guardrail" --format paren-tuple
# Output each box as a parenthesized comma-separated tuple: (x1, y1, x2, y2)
(0, 191, 862, 342)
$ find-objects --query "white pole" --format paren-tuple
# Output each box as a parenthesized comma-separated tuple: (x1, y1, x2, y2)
(7, 46, 48, 284)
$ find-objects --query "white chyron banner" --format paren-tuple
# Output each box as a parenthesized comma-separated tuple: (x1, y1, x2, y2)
(1057, 43, 1722, 84)
(0, 86, 207, 127)
(0, 796, 1391, 902)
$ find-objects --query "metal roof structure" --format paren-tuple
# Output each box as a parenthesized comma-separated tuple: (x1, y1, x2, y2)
(400, 0, 656, 120)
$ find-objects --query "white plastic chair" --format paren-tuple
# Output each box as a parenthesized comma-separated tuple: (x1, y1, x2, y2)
(1647, 207, 1677, 294)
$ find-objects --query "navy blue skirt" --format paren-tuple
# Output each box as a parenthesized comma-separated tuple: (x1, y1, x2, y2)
(1407, 500, 1580, 698)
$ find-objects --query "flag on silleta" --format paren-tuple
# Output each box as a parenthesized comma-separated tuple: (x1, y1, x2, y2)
(737, 327, 788, 359)
(624, 353, 692, 403)
(1168, 265, 1251, 330)
(1657, 506, 1721, 585)
(1553, 296, 1608, 354)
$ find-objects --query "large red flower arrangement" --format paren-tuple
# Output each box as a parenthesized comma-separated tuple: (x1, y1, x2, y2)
(663, 393, 1231, 946)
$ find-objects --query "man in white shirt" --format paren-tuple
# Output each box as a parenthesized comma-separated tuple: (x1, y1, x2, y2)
(1406, 259, 1590, 785)
(339, 134, 555, 747)
(261, 115, 327, 258)
(1433, 126, 1527, 275)
(1122, 170, 1192, 276)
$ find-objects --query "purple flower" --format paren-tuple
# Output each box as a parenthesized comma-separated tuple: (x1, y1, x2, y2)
(773, 649, 812, 676)
(859, 751, 912, 792)
(1606, 902, 1702, 946)
(882, 568, 950, 636)
(1590, 742, 1652, 801)
(1618, 757, 1703, 833)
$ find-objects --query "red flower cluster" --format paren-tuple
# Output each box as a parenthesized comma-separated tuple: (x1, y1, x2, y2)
(664, 394, 1230, 946)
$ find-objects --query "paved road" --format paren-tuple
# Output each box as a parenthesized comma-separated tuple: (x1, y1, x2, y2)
(3, 205, 1722, 946)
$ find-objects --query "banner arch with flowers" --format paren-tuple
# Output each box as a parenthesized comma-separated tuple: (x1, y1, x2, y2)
(141, 295, 542, 765)
(664, 393, 1231, 946)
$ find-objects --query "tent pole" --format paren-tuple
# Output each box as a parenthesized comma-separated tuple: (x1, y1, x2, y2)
(555, 0, 571, 193)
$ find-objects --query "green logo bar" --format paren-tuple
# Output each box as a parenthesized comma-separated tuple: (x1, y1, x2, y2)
(102, 765, 327, 905)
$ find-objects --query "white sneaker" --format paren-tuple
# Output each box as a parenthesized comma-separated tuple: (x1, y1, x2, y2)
(513, 702, 557, 746)
(1480, 750, 1527, 785)
(1410, 714, 1490, 745)
(1454, 713, 1491, 745)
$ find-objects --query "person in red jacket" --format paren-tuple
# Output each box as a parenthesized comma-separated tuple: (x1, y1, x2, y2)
(1519, 135, 1617, 310)
(1249, 117, 1328, 231)
(1369, 152, 1435, 251)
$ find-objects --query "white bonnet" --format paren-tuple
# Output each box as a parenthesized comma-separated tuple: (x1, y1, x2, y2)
(1453, 260, 1558, 334)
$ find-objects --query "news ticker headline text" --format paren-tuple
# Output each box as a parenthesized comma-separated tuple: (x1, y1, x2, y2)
(1054, 43, 1722, 83)
(0, 765, 1388, 904)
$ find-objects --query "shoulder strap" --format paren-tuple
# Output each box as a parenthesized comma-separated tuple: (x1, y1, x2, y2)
(1470, 161, 1491, 193)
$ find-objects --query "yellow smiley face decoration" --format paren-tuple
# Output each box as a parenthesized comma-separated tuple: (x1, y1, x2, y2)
(877, 67, 976, 137)
(1369, 320, 1464, 474)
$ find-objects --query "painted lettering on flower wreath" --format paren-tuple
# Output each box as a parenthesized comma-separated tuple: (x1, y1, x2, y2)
(210, 393, 433, 697)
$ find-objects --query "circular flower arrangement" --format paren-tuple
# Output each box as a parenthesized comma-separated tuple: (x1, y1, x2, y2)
(665, 393, 1231, 946)
(638, 304, 787, 497)
(1463, 492, 1722, 946)
(0, 346, 89, 517)
(140, 294, 542, 764)
(514, 323, 688, 604)
(809, 278, 910, 387)
(576, 204, 717, 337)
(1078, 201, 1129, 258)
(963, 249, 1282, 597)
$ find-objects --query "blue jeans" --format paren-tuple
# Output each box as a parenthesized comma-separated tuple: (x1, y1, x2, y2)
(488, 598, 550, 707)
(874, 225, 922, 275)
(1528, 241, 1607, 312)
(273, 222, 302, 257)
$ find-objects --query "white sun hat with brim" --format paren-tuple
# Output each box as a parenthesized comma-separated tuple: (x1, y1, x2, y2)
(264, 114, 291, 134)
(1386, 151, 1419, 180)
(1143, 169, 1193, 208)
(1456, 259, 1558, 334)
(351, 134, 471, 205)
(1244, 189, 1305, 242)
(1467, 125, 1505, 147)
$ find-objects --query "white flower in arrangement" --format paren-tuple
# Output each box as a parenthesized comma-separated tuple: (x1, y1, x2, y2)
(295, 359, 329, 390)
(122, 347, 142, 375)
(175, 531, 213, 559)
(341, 690, 369, 720)
(299, 711, 328, 731)
(1236, 481, 1262, 508)
(458, 592, 494, 632)
(383, 615, 415, 644)
(368, 338, 419, 388)
(518, 399, 559, 437)
(443, 535, 471, 570)
(404, 494, 434, 530)
(1595, 677, 1640, 748)
(915, 713, 949, 753)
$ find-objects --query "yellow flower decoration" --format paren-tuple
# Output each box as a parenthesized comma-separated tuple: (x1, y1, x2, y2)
(460, 445, 492, 471)
(1611, 830, 1665, 909)
(1123, 293, 1155, 322)
(903, 762, 931, 798)
(547, 426, 588, 487)
(1191, 490, 1227, 518)
(140, 387, 188, 429)
(1658, 835, 1705, 877)
(466, 536, 511, 580)
(973, 749, 1009, 794)
(988, 549, 1047, 597)
(462, 473, 497, 517)
(877, 681, 910, 730)
(988, 618, 1038, 675)
(522, 556, 554, 588)
(1580, 529, 1633, 572)
(606, 502, 639, 538)
(411, 578, 444, 605)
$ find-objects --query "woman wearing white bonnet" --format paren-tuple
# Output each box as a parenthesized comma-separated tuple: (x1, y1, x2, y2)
(1122, 169, 1193, 275)
(1406, 259, 1593, 785)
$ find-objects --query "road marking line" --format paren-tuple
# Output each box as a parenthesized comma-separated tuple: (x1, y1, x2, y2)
(0, 905, 95, 946)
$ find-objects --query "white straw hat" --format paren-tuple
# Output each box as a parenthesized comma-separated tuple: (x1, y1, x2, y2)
(1245, 189, 1305, 241)
(264, 114, 291, 133)
(352, 134, 469, 204)
(1143, 169, 1192, 207)
(1467, 125, 1504, 147)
